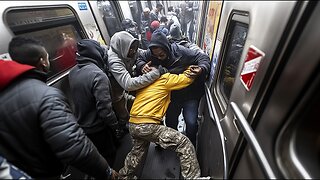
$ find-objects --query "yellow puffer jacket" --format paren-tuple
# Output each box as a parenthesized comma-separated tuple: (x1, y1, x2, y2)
(129, 69, 194, 124)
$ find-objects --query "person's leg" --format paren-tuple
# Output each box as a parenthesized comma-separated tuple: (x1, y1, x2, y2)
(149, 124, 200, 179)
(182, 99, 200, 148)
(165, 100, 182, 130)
(119, 124, 150, 178)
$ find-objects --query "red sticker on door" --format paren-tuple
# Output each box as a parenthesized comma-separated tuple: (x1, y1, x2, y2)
(240, 45, 265, 91)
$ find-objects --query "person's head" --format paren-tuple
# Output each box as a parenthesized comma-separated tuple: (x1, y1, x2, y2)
(156, 3, 163, 12)
(148, 31, 170, 61)
(77, 39, 105, 69)
(143, 7, 150, 16)
(110, 31, 139, 60)
(150, 46, 167, 60)
(160, 16, 168, 24)
(150, 20, 160, 32)
(121, 19, 138, 38)
(127, 40, 139, 58)
(169, 23, 182, 39)
(8, 36, 50, 73)
(168, 6, 174, 12)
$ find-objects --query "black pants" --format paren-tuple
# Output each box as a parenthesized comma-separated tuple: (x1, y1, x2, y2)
(86, 128, 117, 167)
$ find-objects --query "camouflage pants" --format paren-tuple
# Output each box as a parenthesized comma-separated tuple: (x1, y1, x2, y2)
(119, 123, 200, 179)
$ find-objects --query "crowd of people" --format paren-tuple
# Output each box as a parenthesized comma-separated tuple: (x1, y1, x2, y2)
(0, 2, 211, 180)
(122, 2, 196, 50)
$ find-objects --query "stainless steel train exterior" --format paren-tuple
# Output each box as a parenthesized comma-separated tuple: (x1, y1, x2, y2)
(0, 1, 319, 179)
(198, 1, 320, 179)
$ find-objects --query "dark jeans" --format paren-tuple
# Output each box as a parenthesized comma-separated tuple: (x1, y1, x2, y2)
(86, 128, 117, 167)
(165, 98, 200, 147)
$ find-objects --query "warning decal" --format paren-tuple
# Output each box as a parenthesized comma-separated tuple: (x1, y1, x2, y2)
(240, 45, 265, 91)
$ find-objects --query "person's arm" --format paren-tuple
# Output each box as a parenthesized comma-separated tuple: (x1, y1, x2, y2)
(135, 49, 150, 75)
(108, 50, 161, 91)
(163, 67, 195, 91)
(40, 89, 113, 179)
(183, 46, 211, 76)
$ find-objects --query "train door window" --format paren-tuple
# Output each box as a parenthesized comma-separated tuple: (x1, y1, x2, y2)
(97, 0, 123, 37)
(218, 13, 249, 102)
(5, 6, 86, 80)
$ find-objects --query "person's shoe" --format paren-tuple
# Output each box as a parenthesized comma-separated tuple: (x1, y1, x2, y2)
(196, 176, 213, 180)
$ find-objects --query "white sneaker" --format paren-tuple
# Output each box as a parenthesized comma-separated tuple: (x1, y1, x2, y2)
(197, 176, 212, 180)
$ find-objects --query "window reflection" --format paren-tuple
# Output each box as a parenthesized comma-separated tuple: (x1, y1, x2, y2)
(21, 25, 81, 78)
(220, 22, 248, 101)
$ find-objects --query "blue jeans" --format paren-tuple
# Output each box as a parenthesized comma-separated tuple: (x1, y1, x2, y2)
(165, 98, 200, 147)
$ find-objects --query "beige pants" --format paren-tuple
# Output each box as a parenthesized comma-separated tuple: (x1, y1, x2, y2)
(119, 123, 200, 179)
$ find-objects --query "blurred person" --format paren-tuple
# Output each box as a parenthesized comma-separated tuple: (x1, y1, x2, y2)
(150, 3, 163, 22)
(135, 31, 210, 148)
(168, 23, 204, 53)
(159, 16, 169, 35)
(0, 36, 120, 179)
(179, 2, 195, 41)
(140, 7, 151, 49)
(69, 39, 124, 167)
(121, 18, 139, 39)
(107, 31, 167, 134)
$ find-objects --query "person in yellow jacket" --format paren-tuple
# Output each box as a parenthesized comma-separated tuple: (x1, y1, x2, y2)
(119, 65, 202, 179)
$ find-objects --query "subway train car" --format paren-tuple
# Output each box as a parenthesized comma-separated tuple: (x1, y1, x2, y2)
(197, 0, 320, 179)
(0, 0, 319, 179)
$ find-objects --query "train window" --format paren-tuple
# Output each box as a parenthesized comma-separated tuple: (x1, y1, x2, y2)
(97, 0, 123, 37)
(5, 6, 85, 80)
(219, 14, 248, 102)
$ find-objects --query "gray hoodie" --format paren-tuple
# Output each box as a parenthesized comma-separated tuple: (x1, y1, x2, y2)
(107, 31, 160, 92)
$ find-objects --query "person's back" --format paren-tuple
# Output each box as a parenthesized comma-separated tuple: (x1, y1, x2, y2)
(69, 39, 122, 166)
(0, 37, 119, 179)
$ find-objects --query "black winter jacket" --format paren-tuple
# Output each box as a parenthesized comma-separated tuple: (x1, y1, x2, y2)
(69, 39, 117, 134)
(136, 31, 210, 100)
(0, 60, 109, 178)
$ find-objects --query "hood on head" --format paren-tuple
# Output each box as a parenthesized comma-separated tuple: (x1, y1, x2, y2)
(148, 31, 170, 55)
(76, 39, 105, 68)
(169, 23, 182, 39)
(110, 31, 139, 60)
(0, 60, 35, 90)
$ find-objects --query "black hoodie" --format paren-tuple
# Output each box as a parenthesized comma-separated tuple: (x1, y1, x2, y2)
(136, 31, 210, 100)
(69, 39, 117, 134)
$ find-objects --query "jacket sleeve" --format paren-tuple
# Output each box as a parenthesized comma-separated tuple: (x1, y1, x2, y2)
(135, 49, 150, 75)
(163, 69, 194, 91)
(39, 88, 109, 179)
(92, 72, 118, 126)
(183, 46, 211, 76)
(108, 50, 160, 91)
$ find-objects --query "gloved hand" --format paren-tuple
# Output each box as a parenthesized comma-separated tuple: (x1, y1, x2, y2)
(158, 65, 168, 75)
(109, 122, 125, 139)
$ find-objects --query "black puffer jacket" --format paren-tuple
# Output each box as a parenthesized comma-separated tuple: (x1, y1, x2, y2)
(136, 31, 210, 100)
(0, 60, 109, 178)
(69, 39, 117, 134)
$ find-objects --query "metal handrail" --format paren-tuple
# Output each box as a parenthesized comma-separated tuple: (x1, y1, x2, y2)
(204, 84, 228, 179)
(230, 102, 276, 179)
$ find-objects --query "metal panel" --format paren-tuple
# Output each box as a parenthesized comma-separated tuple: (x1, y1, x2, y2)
(210, 1, 297, 177)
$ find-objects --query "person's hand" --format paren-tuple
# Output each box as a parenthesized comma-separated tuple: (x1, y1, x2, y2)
(190, 65, 203, 75)
(110, 169, 123, 180)
(185, 65, 202, 78)
(142, 61, 153, 74)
